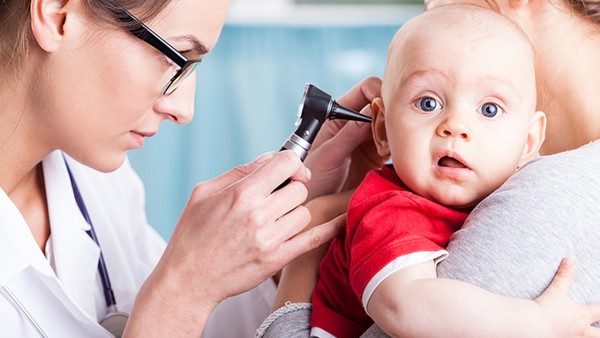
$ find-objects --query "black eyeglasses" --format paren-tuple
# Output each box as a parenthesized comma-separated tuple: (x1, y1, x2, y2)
(115, 8, 202, 95)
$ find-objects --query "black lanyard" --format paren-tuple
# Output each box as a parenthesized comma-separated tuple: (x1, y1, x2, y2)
(63, 159, 117, 309)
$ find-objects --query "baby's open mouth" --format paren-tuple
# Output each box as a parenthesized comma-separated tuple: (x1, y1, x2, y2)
(438, 156, 467, 168)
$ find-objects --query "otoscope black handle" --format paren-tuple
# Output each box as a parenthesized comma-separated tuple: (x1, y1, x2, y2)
(272, 84, 370, 193)
(275, 178, 292, 192)
(273, 131, 313, 192)
(274, 146, 292, 191)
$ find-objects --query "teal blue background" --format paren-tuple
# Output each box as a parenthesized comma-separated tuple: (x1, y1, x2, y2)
(128, 23, 408, 239)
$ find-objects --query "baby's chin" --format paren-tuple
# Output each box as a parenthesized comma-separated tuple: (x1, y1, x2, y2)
(430, 191, 479, 212)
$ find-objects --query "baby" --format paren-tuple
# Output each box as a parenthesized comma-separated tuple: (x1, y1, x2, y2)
(311, 4, 599, 338)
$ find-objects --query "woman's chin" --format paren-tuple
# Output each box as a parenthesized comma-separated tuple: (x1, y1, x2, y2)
(69, 151, 127, 173)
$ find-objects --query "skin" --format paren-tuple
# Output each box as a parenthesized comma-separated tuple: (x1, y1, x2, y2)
(372, 7, 544, 210)
(0, 0, 384, 336)
(425, 0, 600, 155)
(368, 6, 600, 337)
(2, 0, 227, 250)
(368, 6, 563, 336)
(25, 0, 225, 173)
(371, 1, 600, 336)
(271, 4, 600, 338)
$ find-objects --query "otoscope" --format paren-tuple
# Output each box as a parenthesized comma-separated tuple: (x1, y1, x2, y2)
(275, 84, 372, 191)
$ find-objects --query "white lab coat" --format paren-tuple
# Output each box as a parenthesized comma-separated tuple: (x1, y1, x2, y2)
(0, 151, 165, 337)
(0, 150, 275, 337)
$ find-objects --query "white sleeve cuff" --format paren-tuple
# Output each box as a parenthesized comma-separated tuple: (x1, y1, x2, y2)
(362, 250, 448, 314)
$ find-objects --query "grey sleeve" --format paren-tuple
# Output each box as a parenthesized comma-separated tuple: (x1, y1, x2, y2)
(438, 141, 600, 304)
(256, 303, 391, 338)
(256, 303, 312, 338)
(359, 142, 600, 336)
(258, 141, 600, 337)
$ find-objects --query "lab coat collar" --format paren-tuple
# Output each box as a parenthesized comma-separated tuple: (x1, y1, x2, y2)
(0, 186, 53, 285)
(43, 151, 101, 320)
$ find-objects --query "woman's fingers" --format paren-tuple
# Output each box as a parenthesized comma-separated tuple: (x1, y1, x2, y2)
(277, 214, 346, 264)
(312, 77, 381, 150)
(587, 302, 600, 326)
(302, 77, 382, 200)
(242, 150, 309, 196)
(193, 152, 276, 199)
(585, 327, 600, 338)
(335, 76, 382, 114)
(318, 106, 374, 162)
(267, 179, 309, 215)
(195, 150, 308, 202)
(265, 202, 312, 252)
(545, 257, 575, 296)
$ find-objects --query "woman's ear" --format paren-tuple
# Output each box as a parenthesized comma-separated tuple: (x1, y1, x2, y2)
(30, 0, 70, 51)
(519, 110, 546, 166)
(371, 97, 391, 158)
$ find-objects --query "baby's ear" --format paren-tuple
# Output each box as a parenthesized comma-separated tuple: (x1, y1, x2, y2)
(519, 110, 546, 166)
(371, 98, 391, 158)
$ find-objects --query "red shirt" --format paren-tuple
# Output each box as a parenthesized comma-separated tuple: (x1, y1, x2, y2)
(311, 165, 468, 338)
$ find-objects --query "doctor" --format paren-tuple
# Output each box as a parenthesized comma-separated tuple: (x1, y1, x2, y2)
(0, 0, 383, 336)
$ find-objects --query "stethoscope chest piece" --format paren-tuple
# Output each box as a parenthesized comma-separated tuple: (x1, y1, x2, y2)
(100, 310, 129, 338)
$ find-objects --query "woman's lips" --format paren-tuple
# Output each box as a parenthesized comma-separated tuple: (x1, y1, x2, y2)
(130, 130, 155, 148)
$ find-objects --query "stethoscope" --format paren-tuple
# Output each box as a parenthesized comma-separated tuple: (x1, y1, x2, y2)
(64, 159, 129, 337)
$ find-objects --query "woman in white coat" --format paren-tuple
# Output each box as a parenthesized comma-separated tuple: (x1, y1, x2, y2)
(0, 0, 383, 336)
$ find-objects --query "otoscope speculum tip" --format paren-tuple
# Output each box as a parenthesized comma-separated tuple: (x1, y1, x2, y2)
(330, 104, 372, 123)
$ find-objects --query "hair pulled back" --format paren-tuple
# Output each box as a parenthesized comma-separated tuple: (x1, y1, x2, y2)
(568, 0, 600, 24)
(0, 0, 171, 72)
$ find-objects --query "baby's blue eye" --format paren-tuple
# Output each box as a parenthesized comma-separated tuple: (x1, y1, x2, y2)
(480, 102, 501, 118)
(417, 97, 441, 112)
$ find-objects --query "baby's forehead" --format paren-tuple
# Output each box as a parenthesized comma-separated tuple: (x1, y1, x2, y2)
(386, 4, 534, 80)
(393, 5, 526, 50)
(382, 5, 537, 108)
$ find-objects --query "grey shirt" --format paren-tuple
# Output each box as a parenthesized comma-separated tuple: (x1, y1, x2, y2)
(258, 140, 600, 338)
(439, 140, 600, 304)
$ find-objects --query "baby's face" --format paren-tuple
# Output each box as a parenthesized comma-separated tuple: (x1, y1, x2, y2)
(381, 20, 540, 209)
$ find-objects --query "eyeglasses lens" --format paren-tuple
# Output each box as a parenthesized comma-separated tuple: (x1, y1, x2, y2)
(163, 61, 201, 95)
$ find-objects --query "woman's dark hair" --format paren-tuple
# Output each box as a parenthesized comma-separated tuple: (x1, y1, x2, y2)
(0, 0, 171, 73)
(568, 0, 600, 24)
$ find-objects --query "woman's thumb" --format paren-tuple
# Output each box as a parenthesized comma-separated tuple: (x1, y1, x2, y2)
(546, 257, 575, 295)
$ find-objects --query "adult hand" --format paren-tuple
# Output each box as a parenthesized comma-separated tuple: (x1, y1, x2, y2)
(125, 151, 342, 337)
(272, 191, 353, 309)
(304, 77, 387, 201)
(535, 258, 600, 337)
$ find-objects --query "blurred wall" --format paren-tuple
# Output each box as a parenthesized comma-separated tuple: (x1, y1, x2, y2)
(128, 12, 420, 239)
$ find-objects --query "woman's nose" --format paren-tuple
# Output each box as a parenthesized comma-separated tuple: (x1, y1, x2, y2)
(154, 74, 196, 125)
(436, 110, 470, 140)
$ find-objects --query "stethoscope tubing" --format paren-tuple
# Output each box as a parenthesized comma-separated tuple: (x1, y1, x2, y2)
(64, 157, 117, 308)
(1, 158, 124, 337)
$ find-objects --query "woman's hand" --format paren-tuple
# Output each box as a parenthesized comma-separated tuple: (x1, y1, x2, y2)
(126, 151, 342, 337)
(268, 77, 388, 314)
(303, 77, 387, 201)
(272, 191, 354, 310)
(535, 258, 600, 337)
